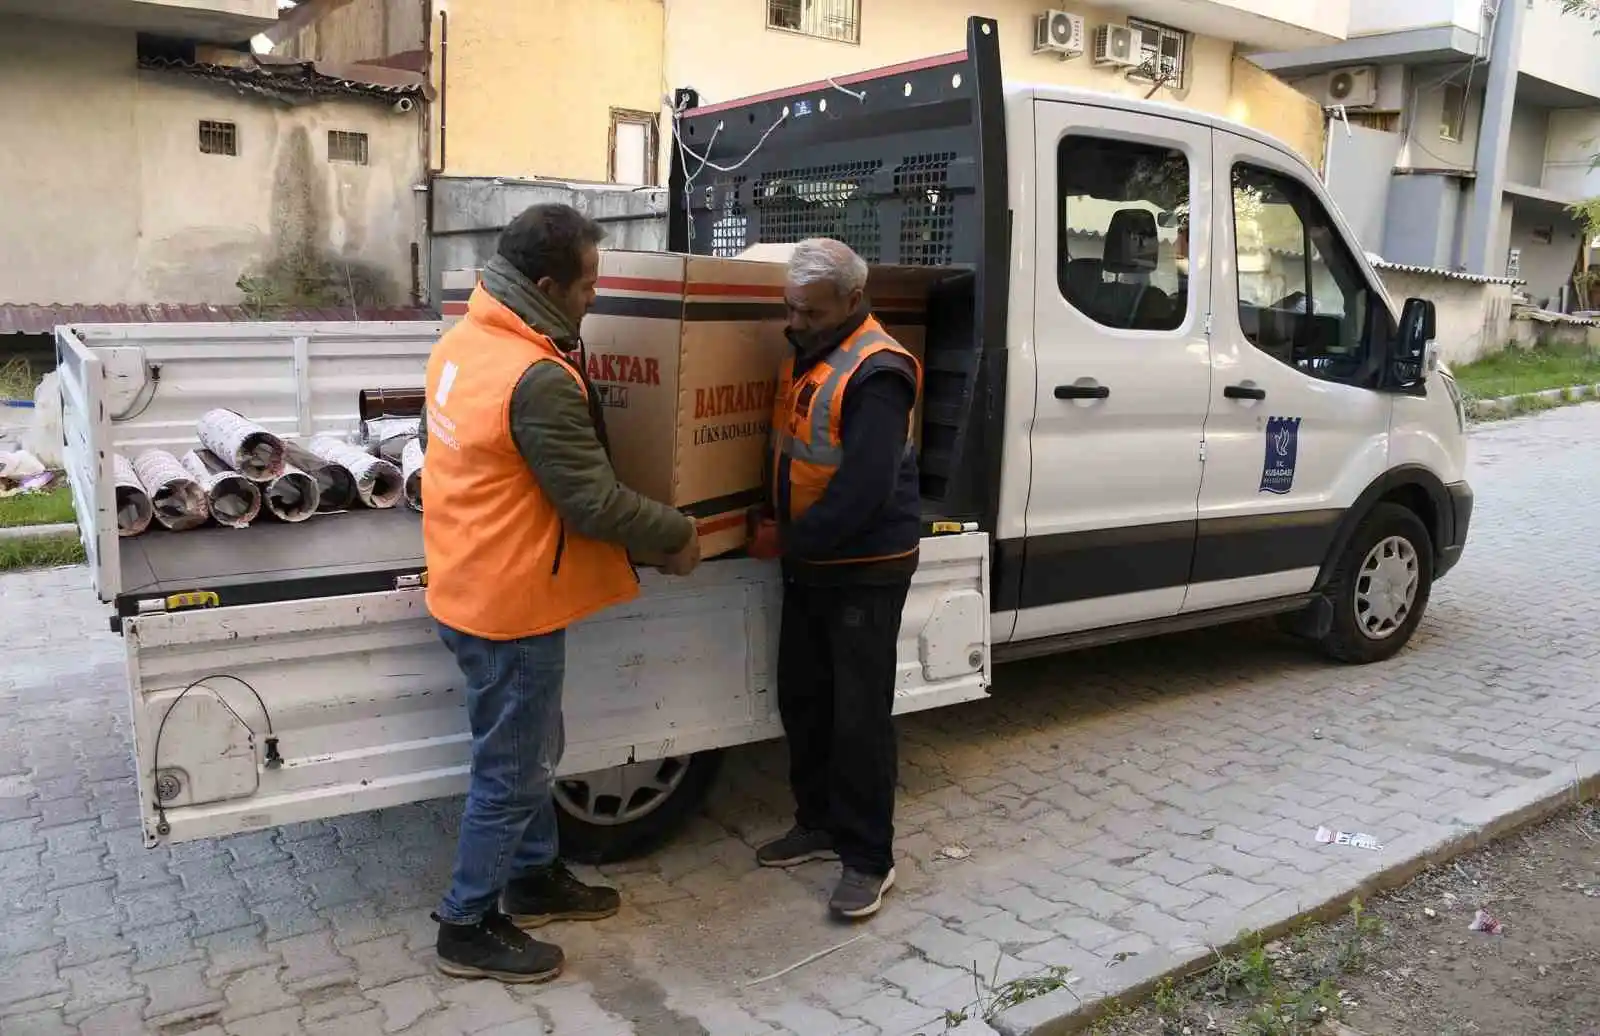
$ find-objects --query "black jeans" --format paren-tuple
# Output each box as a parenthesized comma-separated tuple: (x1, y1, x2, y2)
(776, 578, 911, 877)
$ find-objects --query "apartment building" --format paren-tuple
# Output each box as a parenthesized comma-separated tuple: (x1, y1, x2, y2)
(1254, 0, 1600, 309)
(271, 0, 1343, 183)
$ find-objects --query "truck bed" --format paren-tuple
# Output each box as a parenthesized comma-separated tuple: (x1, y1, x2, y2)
(119, 508, 423, 604)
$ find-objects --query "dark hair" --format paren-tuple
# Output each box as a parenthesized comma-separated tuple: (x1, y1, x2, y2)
(496, 203, 605, 287)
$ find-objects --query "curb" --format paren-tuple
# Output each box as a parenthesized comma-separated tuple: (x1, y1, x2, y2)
(1467, 381, 1600, 419)
(992, 750, 1600, 1035)
(0, 522, 77, 543)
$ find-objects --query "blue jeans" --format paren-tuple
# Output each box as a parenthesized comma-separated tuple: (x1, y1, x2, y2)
(436, 624, 567, 924)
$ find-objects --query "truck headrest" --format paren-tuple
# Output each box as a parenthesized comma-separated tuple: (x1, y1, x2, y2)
(1104, 209, 1159, 274)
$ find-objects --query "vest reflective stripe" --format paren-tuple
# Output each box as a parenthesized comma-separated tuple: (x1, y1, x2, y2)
(772, 317, 921, 521)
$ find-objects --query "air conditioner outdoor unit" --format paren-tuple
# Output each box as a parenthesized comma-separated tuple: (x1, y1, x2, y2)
(1034, 10, 1086, 57)
(1093, 24, 1140, 67)
(1321, 66, 1378, 109)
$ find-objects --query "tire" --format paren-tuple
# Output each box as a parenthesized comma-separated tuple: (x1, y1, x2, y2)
(553, 750, 724, 864)
(1317, 502, 1434, 664)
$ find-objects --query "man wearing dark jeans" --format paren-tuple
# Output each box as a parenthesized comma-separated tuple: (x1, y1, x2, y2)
(750, 238, 922, 920)
(422, 204, 700, 982)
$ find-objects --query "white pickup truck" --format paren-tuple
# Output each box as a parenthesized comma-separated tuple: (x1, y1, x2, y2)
(60, 16, 1471, 860)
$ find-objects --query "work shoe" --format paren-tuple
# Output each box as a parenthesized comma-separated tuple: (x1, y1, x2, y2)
(433, 910, 564, 983)
(755, 825, 838, 868)
(829, 866, 897, 920)
(502, 861, 621, 929)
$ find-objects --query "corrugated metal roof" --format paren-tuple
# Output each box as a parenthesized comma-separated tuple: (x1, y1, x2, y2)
(1370, 259, 1523, 286)
(139, 54, 433, 103)
(0, 303, 438, 336)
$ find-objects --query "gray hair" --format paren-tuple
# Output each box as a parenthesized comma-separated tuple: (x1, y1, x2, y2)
(786, 238, 869, 295)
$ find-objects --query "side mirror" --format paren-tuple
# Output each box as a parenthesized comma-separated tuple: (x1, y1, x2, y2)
(1391, 297, 1436, 390)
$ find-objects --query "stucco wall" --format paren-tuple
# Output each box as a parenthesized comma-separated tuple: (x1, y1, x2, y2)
(0, 19, 144, 306)
(0, 13, 423, 307)
(436, 0, 665, 181)
(667, 1, 1236, 123)
(1377, 268, 1512, 366)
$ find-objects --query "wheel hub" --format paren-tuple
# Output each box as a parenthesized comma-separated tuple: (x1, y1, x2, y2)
(552, 757, 692, 827)
(1354, 535, 1419, 640)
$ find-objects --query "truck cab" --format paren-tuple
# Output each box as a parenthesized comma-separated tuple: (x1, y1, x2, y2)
(669, 14, 1470, 665)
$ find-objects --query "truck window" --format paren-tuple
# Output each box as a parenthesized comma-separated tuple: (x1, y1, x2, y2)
(1056, 135, 1190, 333)
(1231, 164, 1373, 383)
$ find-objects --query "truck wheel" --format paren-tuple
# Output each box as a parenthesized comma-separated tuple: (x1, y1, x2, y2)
(1317, 503, 1434, 665)
(552, 750, 724, 864)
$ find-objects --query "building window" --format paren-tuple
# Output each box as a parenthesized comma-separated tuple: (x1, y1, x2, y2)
(328, 130, 370, 165)
(198, 120, 238, 156)
(609, 109, 658, 187)
(767, 0, 861, 44)
(1439, 83, 1467, 142)
(1056, 135, 1191, 333)
(1128, 18, 1186, 87)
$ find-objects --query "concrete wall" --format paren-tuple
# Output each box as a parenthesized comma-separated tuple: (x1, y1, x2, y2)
(1377, 268, 1512, 366)
(273, 0, 422, 65)
(1383, 173, 1467, 268)
(434, 0, 664, 182)
(1520, 0, 1600, 101)
(1543, 108, 1600, 200)
(1399, 77, 1483, 171)
(428, 178, 667, 305)
(1348, 0, 1479, 36)
(0, 14, 424, 307)
(1508, 205, 1585, 307)
(1506, 103, 1551, 188)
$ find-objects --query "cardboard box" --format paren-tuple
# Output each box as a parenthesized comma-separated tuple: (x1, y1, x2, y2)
(442, 252, 947, 558)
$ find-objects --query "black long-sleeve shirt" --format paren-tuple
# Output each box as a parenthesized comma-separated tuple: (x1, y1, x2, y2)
(783, 371, 915, 558)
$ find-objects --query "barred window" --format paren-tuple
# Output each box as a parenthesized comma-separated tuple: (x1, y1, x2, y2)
(198, 120, 238, 156)
(767, 0, 861, 44)
(328, 130, 370, 165)
(1128, 18, 1187, 87)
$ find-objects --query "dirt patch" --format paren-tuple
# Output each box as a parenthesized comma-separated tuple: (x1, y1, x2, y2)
(1088, 801, 1600, 1036)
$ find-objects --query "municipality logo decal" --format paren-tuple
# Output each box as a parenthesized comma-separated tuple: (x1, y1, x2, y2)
(1259, 416, 1301, 494)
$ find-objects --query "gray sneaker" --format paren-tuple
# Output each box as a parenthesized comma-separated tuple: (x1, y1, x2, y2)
(755, 826, 837, 868)
(829, 867, 896, 919)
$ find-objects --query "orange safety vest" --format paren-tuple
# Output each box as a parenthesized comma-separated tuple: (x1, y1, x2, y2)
(422, 285, 638, 640)
(771, 315, 922, 523)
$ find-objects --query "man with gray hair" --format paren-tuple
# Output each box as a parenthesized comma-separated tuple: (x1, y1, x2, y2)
(749, 237, 923, 920)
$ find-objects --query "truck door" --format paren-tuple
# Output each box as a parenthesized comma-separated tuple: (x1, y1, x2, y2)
(1016, 102, 1213, 639)
(1184, 131, 1393, 612)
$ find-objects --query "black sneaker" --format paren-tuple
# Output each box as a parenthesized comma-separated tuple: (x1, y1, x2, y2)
(502, 861, 621, 930)
(828, 867, 896, 919)
(755, 826, 838, 868)
(433, 910, 564, 983)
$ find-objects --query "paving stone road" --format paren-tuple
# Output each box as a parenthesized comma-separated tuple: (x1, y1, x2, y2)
(2, 404, 1598, 1036)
